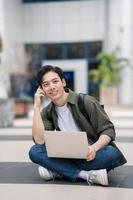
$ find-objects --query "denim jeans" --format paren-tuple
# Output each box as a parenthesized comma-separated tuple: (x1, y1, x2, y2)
(29, 144, 124, 182)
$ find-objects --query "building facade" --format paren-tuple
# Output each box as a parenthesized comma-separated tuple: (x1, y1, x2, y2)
(0, 0, 133, 105)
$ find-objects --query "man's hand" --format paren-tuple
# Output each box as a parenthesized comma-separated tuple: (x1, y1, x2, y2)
(34, 87, 46, 109)
(86, 135, 111, 161)
(86, 146, 96, 161)
(32, 86, 46, 144)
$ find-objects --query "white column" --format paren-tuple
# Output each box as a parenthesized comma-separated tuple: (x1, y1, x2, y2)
(119, 0, 133, 105)
(103, 0, 122, 52)
(0, 0, 4, 60)
(104, 0, 133, 105)
(0, 0, 10, 99)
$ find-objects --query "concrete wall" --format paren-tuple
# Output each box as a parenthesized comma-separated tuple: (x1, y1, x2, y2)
(23, 0, 105, 43)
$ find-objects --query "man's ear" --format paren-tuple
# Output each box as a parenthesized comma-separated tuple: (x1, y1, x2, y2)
(62, 78, 66, 87)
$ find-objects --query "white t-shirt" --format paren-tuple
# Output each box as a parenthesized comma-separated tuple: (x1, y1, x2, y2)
(55, 104, 80, 132)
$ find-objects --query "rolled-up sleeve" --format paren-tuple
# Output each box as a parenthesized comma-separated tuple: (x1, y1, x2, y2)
(84, 95, 116, 141)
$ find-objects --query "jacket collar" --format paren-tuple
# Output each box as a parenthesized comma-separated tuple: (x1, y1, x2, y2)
(67, 89, 77, 105)
(50, 88, 77, 107)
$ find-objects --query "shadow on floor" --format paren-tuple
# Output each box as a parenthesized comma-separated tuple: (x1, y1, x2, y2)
(0, 162, 132, 188)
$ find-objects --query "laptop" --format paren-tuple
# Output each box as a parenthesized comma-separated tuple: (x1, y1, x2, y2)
(44, 131, 89, 159)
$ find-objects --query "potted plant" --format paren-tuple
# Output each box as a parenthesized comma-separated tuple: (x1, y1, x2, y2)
(89, 48, 129, 105)
(15, 95, 33, 117)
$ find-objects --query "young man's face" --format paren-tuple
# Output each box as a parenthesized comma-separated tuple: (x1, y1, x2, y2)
(41, 71, 66, 101)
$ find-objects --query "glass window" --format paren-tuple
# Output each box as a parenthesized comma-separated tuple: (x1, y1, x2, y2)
(25, 44, 45, 60)
(67, 43, 85, 59)
(25, 41, 103, 61)
(25, 44, 43, 78)
(45, 44, 62, 59)
(89, 41, 102, 58)
(88, 60, 100, 100)
(64, 71, 74, 91)
(88, 59, 100, 70)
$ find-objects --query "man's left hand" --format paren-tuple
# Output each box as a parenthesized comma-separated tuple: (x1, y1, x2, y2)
(86, 146, 96, 161)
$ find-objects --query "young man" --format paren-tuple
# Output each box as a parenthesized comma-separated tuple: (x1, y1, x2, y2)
(29, 65, 126, 186)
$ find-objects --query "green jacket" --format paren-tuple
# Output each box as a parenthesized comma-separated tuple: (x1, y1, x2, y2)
(41, 89, 115, 142)
(41, 89, 127, 165)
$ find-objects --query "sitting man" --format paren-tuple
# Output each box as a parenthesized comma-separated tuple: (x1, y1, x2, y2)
(29, 65, 127, 186)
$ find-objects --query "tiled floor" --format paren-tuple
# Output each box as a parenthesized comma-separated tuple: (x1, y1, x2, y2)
(0, 116, 133, 200)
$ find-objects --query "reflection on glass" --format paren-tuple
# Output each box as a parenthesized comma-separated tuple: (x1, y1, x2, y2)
(67, 43, 85, 59)
(45, 44, 62, 59)
(89, 41, 102, 58)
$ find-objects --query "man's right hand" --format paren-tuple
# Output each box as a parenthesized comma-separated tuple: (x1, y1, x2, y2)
(32, 86, 46, 144)
(34, 87, 46, 109)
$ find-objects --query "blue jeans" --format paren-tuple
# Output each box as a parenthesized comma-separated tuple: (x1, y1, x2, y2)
(29, 144, 124, 182)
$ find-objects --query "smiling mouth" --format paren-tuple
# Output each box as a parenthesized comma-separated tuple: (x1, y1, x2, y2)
(50, 91, 58, 96)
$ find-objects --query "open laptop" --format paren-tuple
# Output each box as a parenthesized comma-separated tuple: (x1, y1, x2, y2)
(44, 131, 89, 159)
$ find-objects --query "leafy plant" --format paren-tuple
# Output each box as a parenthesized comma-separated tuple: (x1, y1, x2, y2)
(89, 49, 129, 88)
(15, 95, 33, 103)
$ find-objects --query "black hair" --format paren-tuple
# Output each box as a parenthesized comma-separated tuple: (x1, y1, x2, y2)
(37, 65, 65, 87)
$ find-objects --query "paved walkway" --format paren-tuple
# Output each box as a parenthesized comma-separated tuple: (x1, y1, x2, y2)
(0, 106, 133, 200)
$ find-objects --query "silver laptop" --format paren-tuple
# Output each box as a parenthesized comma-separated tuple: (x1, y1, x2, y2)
(44, 131, 89, 159)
